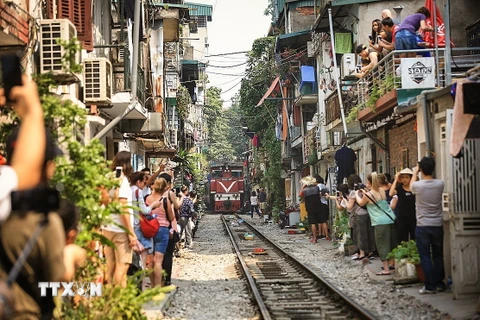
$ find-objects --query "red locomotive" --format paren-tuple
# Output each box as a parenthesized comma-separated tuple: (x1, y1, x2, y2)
(207, 162, 244, 214)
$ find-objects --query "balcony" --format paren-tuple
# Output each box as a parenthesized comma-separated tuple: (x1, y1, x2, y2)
(325, 47, 480, 125)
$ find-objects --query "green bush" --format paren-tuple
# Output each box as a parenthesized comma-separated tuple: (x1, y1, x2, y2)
(386, 240, 420, 264)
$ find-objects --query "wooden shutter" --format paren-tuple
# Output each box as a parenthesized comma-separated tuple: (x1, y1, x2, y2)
(45, 0, 93, 51)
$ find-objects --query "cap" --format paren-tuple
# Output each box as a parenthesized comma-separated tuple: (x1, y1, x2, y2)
(5, 126, 63, 166)
(356, 44, 367, 54)
(399, 168, 414, 175)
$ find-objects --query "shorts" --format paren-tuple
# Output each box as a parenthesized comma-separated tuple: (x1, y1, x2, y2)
(259, 202, 267, 211)
(374, 223, 397, 260)
(395, 29, 417, 51)
(103, 230, 133, 264)
(134, 226, 154, 255)
(153, 227, 170, 254)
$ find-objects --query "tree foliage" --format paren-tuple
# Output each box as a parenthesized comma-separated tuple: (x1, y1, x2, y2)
(238, 36, 285, 213)
(0, 39, 162, 319)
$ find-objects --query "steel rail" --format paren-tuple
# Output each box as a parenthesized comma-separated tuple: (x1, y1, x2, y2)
(237, 214, 377, 320)
(220, 215, 271, 320)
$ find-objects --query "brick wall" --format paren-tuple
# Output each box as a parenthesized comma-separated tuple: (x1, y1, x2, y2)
(388, 119, 418, 173)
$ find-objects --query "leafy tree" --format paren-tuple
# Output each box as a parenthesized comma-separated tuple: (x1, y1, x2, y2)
(0, 40, 162, 319)
(238, 36, 285, 214)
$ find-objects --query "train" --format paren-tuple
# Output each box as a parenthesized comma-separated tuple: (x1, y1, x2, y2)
(206, 162, 245, 214)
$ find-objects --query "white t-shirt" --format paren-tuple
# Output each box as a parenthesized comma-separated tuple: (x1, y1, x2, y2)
(142, 186, 151, 197)
(250, 196, 258, 206)
(103, 175, 133, 233)
(0, 166, 19, 222)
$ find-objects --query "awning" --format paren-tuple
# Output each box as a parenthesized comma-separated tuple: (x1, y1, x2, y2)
(181, 60, 206, 68)
(313, 4, 351, 32)
(275, 30, 311, 52)
(331, 0, 381, 6)
(256, 77, 280, 107)
(186, 2, 213, 21)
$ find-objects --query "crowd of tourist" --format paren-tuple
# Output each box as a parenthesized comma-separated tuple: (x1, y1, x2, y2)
(355, 6, 435, 78)
(299, 156, 446, 294)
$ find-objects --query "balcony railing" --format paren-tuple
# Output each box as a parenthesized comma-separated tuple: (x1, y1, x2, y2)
(325, 47, 480, 126)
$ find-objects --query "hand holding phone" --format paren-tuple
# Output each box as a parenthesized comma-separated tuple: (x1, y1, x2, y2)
(115, 166, 122, 178)
(1, 52, 23, 104)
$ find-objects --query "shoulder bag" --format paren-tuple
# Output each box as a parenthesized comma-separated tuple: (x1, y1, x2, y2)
(363, 192, 395, 222)
(138, 189, 160, 238)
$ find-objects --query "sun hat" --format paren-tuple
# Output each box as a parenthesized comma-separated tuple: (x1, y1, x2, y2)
(399, 168, 414, 175)
(301, 175, 317, 186)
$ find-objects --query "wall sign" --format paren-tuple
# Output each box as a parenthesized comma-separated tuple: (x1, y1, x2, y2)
(401, 57, 436, 89)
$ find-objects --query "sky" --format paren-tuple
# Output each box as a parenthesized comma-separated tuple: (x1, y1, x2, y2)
(195, 0, 272, 108)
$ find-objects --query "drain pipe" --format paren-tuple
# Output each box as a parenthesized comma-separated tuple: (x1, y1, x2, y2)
(93, 0, 142, 140)
(328, 8, 348, 136)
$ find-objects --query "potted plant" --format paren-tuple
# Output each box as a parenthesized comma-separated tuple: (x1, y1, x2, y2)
(387, 240, 421, 281)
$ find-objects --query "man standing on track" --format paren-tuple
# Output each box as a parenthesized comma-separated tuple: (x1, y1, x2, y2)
(258, 188, 267, 217)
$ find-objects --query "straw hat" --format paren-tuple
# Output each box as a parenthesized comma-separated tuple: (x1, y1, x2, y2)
(399, 168, 414, 175)
(301, 175, 317, 186)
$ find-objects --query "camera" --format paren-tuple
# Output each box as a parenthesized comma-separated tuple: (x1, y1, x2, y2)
(368, 34, 373, 41)
(353, 183, 366, 191)
(1, 52, 23, 103)
(336, 191, 340, 197)
(11, 186, 60, 214)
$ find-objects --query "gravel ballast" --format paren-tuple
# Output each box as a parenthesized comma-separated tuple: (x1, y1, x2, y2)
(164, 214, 451, 319)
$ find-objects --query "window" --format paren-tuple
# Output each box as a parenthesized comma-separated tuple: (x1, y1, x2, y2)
(212, 170, 223, 178)
(231, 170, 242, 178)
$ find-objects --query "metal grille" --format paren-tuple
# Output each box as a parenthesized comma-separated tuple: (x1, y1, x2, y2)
(84, 58, 112, 104)
(453, 139, 480, 214)
(40, 20, 78, 74)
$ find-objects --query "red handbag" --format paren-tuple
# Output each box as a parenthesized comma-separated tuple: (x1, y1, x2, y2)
(137, 190, 161, 238)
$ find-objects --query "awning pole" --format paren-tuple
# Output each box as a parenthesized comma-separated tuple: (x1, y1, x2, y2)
(433, 0, 440, 86)
(93, 0, 142, 140)
(444, 0, 452, 85)
(328, 8, 348, 136)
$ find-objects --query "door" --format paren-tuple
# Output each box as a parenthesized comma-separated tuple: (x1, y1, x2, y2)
(446, 110, 480, 299)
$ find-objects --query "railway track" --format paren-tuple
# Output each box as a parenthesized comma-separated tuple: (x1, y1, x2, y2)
(221, 214, 376, 320)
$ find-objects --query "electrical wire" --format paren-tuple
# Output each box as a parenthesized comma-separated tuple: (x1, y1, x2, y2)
(206, 50, 249, 57)
(206, 70, 246, 76)
(207, 61, 249, 68)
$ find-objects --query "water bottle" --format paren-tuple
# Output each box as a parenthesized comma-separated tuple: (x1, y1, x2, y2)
(447, 276, 453, 289)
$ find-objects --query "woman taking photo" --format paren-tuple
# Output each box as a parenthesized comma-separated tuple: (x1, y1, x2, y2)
(146, 178, 174, 287)
(103, 151, 136, 287)
(389, 168, 416, 242)
(355, 172, 396, 275)
(347, 175, 376, 261)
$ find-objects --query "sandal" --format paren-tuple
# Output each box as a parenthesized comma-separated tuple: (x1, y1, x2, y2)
(376, 271, 391, 276)
(354, 256, 366, 261)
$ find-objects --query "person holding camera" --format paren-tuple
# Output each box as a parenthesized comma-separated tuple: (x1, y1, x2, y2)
(355, 172, 397, 275)
(102, 151, 136, 288)
(345, 175, 376, 261)
(0, 76, 46, 222)
(0, 126, 84, 319)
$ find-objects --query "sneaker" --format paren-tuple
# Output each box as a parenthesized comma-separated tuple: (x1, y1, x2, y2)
(419, 286, 436, 294)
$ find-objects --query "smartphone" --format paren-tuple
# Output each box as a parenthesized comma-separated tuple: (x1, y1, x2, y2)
(354, 184, 359, 191)
(1, 52, 23, 103)
(115, 166, 122, 178)
(368, 35, 373, 41)
(336, 191, 340, 197)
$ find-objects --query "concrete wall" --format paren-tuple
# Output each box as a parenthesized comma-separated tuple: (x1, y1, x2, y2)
(436, 0, 479, 47)
(288, 7, 316, 33)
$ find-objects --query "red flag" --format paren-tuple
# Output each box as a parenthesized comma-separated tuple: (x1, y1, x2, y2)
(421, 0, 453, 48)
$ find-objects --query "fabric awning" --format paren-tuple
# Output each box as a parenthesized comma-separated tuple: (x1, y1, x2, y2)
(275, 29, 311, 52)
(256, 77, 280, 107)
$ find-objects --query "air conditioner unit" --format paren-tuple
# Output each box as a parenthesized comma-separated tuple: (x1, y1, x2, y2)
(340, 53, 356, 78)
(83, 58, 112, 105)
(39, 19, 80, 84)
(115, 31, 129, 64)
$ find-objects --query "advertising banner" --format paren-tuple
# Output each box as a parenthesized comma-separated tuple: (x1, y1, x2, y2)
(401, 57, 436, 89)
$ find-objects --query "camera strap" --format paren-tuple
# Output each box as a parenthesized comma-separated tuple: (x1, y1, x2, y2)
(0, 214, 54, 316)
(363, 193, 395, 222)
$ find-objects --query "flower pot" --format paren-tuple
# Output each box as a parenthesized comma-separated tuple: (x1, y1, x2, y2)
(415, 264, 425, 283)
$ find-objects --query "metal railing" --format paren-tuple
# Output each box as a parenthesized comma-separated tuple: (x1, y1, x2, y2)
(324, 47, 480, 126)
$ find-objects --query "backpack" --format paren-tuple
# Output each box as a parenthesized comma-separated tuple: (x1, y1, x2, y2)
(137, 189, 163, 238)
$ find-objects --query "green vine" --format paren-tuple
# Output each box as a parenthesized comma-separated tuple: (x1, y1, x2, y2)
(176, 85, 191, 120)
